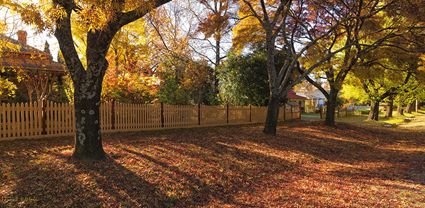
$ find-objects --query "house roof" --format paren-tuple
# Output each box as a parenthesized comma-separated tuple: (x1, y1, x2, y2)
(0, 34, 66, 74)
(287, 90, 307, 100)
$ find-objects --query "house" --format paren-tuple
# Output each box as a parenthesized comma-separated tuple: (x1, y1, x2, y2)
(287, 90, 307, 111)
(0, 30, 67, 102)
(295, 82, 329, 113)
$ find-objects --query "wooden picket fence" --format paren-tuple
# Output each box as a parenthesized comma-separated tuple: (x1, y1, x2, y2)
(319, 107, 355, 119)
(0, 101, 301, 140)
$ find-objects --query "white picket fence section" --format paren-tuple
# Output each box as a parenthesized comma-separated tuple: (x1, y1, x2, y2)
(0, 102, 301, 140)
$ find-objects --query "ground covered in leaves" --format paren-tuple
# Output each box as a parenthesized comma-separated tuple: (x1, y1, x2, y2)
(1, 121, 425, 207)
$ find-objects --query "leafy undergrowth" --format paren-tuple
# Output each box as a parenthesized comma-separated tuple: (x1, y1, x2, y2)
(1, 121, 425, 208)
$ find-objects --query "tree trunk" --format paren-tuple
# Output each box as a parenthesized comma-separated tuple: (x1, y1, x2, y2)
(263, 32, 279, 135)
(213, 38, 221, 95)
(72, 83, 105, 160)
(397, 105, 404, 115)
(71, 53, 108, 160)
(415, 100, 419, 112)
(325, 88, 338, 126)
(405, 102, 414, 114)
(263, 94, 280, 135)
(385, 99, 393, 118)
(368, 101, 380, 121)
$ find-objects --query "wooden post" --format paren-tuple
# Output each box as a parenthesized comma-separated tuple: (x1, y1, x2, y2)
(319, 107, 322, 119)
(111, 100, 116, 130)
(337, 108, 340, 118)
(198, 103, 201, 125)
(283, 104, 286, 121)
(249, 104, 252, 122)
(160, 102, 164, 128)
(290, 105, 293, 120)
(299, 106, 302, 119)
(41, 99, 47, 135)
(226, 103, 229, 124)
(346, 107, 348, 117)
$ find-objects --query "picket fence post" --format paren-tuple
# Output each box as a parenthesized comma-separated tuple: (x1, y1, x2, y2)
(160, 102, 165, 128)
(226, 103, 229, 124)
(198, 103, 201, 125)
(249, 104, 252, 123)
(111, 100, 116, 130)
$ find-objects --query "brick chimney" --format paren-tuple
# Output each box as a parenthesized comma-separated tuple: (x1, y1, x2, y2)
(17, 30, 27, 45)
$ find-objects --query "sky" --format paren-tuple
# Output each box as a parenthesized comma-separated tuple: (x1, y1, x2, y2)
(0, 1, 230, 66)
(0, 6, 59, 61)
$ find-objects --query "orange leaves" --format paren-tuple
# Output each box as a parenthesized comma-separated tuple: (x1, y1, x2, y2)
(232, 2, 265, 53)
(196, 0, 233, 41)
(1, 121, 425, 206)
(180, 60, 210, 91)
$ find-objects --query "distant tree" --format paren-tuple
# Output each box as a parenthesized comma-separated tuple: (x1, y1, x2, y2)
(147, 5, 215, 105)
(187, 0, 236, 95)
(219, 47, 286, 106)
(340, 75, 369, 105)
(102, 20, 158, 103)
(158, 57, 212, 105)
(302, 0, 425, 125)
(355, 48, 421, 120)
(235, 0, 349, 134)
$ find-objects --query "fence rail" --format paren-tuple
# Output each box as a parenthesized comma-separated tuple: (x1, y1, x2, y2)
(0, 102, 301, 140)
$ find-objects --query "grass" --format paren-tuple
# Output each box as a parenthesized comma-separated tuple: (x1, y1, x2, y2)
(1, 120, 425, 207)
(336, 110, 425, 129)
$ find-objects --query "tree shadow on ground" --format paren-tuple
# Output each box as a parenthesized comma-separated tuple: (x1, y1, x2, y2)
(121, 147, 265, 207)
(1, 121, 424, 207)
(149, 121, 425, 186)
(1, 144, 171, 208)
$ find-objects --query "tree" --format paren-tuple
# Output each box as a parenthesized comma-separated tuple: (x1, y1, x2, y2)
(102, 20, 159, 103)
(9, 0, 172, 159)
(157, 57, 212, 105)
(235, 0, 349, 134)
(219, 46, 286, 106)
(219, 50, 269, 106)
(356, 47, 421, 120)
(302, 0, 424, 126)
(145, 3, 213, 104)
(0, 16, 18, 102)
(187, 0, 236, 95)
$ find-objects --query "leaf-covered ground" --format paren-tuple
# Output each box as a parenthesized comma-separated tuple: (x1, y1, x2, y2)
(1, 121, 425, 207)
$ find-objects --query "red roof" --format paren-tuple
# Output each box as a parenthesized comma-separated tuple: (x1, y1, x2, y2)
(287, 90, 307, 100)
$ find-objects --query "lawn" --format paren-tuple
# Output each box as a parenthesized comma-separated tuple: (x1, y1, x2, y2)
(336, 111, 425, 129)
(1, 120, 425, 207)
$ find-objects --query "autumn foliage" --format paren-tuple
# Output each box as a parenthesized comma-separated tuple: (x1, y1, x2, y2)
(1, 121, 425, 207)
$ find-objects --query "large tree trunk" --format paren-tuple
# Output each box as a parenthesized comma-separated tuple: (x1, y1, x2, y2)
(52, 0, 172, 160)
(325, 88, 338, 126)
(368, 101, 380, 121)
(263, 94, 281, 135)
(72, 79, 106, 160)
(385, 98, 394, 118)
(71, 49, 108, 160)
(263, 33, 280, 135)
